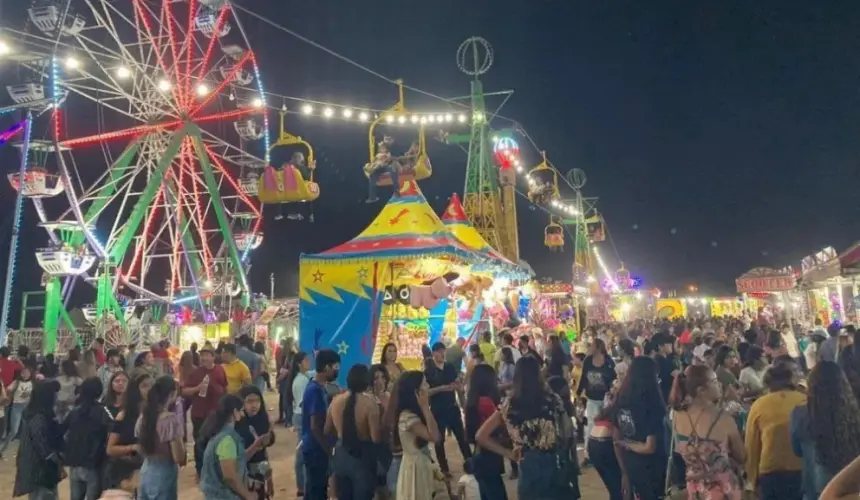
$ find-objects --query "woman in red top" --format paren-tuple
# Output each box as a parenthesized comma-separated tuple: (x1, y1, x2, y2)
(464, 364, 508, 500)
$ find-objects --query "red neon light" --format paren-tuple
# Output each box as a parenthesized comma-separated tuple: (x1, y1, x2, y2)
(191, 51, 252, 116)
(170, 139, 187, 290)
(203, 144, 262, 218)
(186, 144, 214, 277)
(125, 184, 165, 282)
(162, 0, 186, 109)
(197, 6, 229, 81)
(52, 108, 63, 142)
(59, 107, 261, 148)
(133, 0, 181, 106)
(184, 0, 198, 108)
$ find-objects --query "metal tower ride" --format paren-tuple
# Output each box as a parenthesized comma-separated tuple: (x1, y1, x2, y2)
(455, 38, 518, 263)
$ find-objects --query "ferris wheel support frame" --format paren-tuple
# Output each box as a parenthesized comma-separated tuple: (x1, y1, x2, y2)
(0, 112, 33, 346)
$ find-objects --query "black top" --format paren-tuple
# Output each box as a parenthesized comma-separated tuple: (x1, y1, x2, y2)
(424, 361, 458, 412)
(654, 354, 677, 402)
(64, 403, 112, 468)
(613, 402, 667, 457)
(236, 412, 274, 464)
(577, 355, 616, 401)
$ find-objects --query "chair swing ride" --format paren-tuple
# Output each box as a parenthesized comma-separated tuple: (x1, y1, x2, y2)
(363, 80, 432, 190)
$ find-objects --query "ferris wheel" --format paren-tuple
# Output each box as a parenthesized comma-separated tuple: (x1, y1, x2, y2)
(0, 0, 268, 350)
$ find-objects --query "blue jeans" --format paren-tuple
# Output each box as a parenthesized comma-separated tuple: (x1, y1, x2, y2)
(332, 442, 376, 500)
(368, 165, 399, 200)
(139, 458, 179, 500)
(303, 450, 330, 500)
(28, 487, 58, 500)
(386, 455, 402, 493)
(69, 466, 101, 500)
(1, 402, 26, 453)
(293, 412, 305, 492)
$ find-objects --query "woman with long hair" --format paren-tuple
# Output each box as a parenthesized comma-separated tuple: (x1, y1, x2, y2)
(609, 356, 667, 500)
(13, 380, 63, 499)
(236, 386, 275, 499)
(576, 337, 615, 468)
(745, 361, 806, 500)
(587, 405, 624, 500)
(381, 343, 404, 388)
(103, 371, 129, 419)
(198, 394, 255, 500)
(464, 364, 507, 499)
(65, 377, 113, 500)
(544, 335, 570, 381)
(276, 337, 295, 425)
(791, 361, 860, 499)
(287, 351, 310, 496)
(476, 356, 578, 499)
(107, 373, 152, 465)
(327, 364, 379, 500)
(669, 365, 744, 499)
(2, 363, 34, 455)
(498, 346, 516, 393)
(392, 370, 441, 500)
(56, 359, 82, 422)
(137, 376, 186, 500)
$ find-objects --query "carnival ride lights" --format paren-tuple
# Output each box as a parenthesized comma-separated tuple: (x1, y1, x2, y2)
(593, 246, 619, 291)
(0, 0, 269, 348)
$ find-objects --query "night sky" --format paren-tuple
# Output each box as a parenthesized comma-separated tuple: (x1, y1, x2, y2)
(3, 0, 860, 321)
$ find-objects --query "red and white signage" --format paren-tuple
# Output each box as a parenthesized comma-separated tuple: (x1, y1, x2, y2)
(736, 276, 795, 293)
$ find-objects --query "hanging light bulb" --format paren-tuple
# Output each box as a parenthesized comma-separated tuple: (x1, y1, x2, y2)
(358, 111, 369, 122)
(195, 83, 209, 97)
(301, 104, 313, 114)
(65, 56, 80, 69)
(252, 97, 264, 108)
(157, 79, 172, 92)
(342, 108, 353, 118)
(323, 107, 334, 118)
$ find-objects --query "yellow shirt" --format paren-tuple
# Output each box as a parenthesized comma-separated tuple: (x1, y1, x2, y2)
(223, 359, 251, 394)
(745, 389, 807, 486)
(479, 341, 497, 367)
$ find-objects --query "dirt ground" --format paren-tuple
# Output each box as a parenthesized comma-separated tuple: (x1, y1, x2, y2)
(0, 401, 613, 499)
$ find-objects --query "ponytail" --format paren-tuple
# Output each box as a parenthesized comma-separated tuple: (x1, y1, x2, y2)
(197, 394, 244, 452)
(668, 365, 712, 411)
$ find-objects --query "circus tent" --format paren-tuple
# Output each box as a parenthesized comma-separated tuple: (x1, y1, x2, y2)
(297, 181, 491, 381)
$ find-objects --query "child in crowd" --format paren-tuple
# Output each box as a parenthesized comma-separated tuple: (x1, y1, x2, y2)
(98, 460, 139, 499)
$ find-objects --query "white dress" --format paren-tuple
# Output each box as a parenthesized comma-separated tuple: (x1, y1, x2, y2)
(396, 411, 436, 500)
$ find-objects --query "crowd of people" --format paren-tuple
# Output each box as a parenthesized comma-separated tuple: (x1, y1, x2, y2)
(5, 314, 860, 499)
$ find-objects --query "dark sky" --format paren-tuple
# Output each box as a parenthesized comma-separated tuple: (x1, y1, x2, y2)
(4, 0, 860, 320)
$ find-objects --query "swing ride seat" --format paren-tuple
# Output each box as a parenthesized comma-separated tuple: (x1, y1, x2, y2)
(35, 247, 97, 276)
(233, 231, 264, 252)
(8, 169, 65, 198)
(234, 120, 264, 141)
(363, 154, 432, 187)
(257, 165, 320, 204)
(544, 223, 564, 250)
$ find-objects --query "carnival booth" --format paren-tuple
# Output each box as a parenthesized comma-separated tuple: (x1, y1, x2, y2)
(736, 267, 797, 326)
(437, 194, 528, 338)
(800, 245, 860, 325)
(298, 181, 510, 380)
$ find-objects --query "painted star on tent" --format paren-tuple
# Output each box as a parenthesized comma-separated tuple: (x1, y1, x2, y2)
(312, 270, 324, 282)
(357, 267, 369, 280)
(336, 341, 349, 355)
